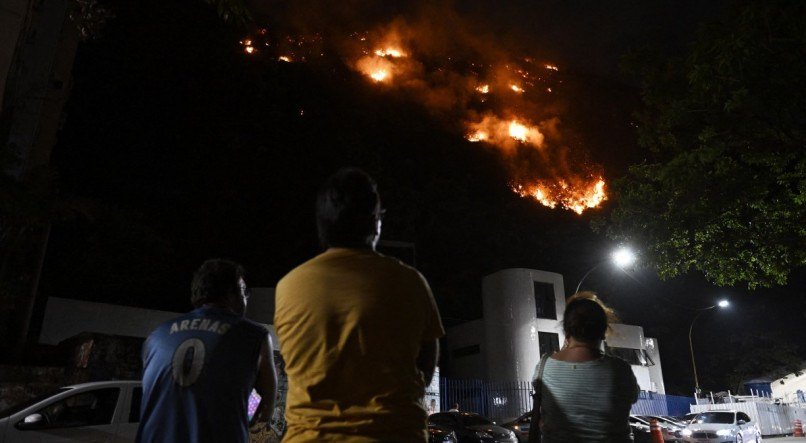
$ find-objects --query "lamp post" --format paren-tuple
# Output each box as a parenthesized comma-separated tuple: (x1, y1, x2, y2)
(574, 246, 637, 294)
(689, 299, 730, 395)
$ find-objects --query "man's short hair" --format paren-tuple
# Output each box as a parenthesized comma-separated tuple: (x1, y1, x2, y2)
(191, 259, 245, 307)
(316, 168, 380, 248)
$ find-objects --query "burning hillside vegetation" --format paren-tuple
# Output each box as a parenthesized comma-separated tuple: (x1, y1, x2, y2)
(237, 19, 607, 214)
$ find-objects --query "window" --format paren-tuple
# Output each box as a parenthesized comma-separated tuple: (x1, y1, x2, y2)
(533, 282, 556, 319)
(738, 412, 751, 423)
(452, 344, 480, 359)
(606, 347, 655, 366)
(429, 414, 456, 426)
(129, 387, 142, 423)
(538, 332, 560, 357)
(34, 388, 120, 429)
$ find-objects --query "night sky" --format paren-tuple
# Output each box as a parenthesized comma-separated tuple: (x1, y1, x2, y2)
(40, 0, 805, 395)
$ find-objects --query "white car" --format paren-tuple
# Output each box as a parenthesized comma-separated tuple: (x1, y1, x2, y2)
(681, 411, 761, 443)
(0, 380, 141, 443)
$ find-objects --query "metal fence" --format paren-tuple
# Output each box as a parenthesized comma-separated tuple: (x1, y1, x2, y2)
(440, 378, 695, 422)
(631, 390, 694, 417)
(440, 378, 533, 422)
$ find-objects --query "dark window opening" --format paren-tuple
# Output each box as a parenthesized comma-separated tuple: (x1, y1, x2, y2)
(452, 344, 480, 359)
(538, 332, 560, 357)
(533, 282, 557, 319)
(129, 387, 142, 423)
(606, 347, 655, 366)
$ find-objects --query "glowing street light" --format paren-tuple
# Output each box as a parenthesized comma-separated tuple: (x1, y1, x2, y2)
(689, 299, 730, 394)
(575, 246, 636, 294)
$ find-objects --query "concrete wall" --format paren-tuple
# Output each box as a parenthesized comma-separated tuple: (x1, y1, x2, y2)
(772, 369, 806, 404)
(481, 268, 565, 382)
(608, 323, 645, 349)
(445, 319, 486, 380)
(38, 295, 279, 350)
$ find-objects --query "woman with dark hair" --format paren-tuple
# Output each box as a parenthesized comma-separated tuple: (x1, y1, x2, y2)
(531, 292, 639, 443)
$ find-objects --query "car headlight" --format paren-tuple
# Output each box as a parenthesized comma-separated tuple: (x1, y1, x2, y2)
(681, 429, 692, 437)
(474, 430, 493, 438)
(716, 429, 733, 436)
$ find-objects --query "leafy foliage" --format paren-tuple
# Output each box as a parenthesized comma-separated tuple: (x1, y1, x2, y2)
(604, 0, 806, 288)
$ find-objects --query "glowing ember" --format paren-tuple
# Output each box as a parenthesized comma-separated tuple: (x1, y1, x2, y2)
(476, 84, 490, 94)
(545, 64, 559, 71)
(245, 46, 255, 54)
(374, 48, 406, 58)
(510, 84, 524, 93)
(279, 56, 292, 62)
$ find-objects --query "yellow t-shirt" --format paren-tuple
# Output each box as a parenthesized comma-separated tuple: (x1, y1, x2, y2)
(274, 248, 445, 442)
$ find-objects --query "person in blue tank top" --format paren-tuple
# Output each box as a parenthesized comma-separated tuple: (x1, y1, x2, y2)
(137, 259, 278, 443)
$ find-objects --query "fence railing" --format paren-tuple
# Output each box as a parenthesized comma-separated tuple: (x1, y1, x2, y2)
(440, 377, 695, 421)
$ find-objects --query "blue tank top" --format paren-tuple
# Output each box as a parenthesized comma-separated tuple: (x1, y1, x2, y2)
(136, 306, 267, 443)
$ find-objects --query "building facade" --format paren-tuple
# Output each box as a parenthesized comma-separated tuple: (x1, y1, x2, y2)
(445, 268, 665, 393)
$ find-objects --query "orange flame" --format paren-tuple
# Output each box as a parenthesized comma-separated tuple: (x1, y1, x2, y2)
(476, 84, 490, 94)
(509, 84, 524, 93)
(545, 64, 559, 71)
(279, 55, 292, 62)
(515, 179, 606, 214)
(356, 55, 395, 83)
(245, 46, 255, 54)
(374, 48, 406, 58)
(466, 115, 545, 148)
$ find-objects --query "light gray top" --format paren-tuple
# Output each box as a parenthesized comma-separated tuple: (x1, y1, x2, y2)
(535, 354, 639, 443)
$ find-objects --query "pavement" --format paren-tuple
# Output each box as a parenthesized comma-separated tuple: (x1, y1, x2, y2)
(765, 437, 806, 442)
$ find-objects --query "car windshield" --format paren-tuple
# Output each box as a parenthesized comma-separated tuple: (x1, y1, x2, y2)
(695, 412, 735, 424)
(459, 414, 494, 427)
(0, 388, 71, 418)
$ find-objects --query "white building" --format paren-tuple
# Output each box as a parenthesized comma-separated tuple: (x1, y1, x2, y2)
(445, 268, 665, 393)
(771, 366, 806, 404)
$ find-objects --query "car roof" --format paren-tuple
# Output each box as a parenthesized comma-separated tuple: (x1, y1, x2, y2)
(62, 380, 142, 389)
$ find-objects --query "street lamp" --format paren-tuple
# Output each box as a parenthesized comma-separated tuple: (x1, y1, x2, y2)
(574, 246, 636, 294)
(689, 299, 730, 395)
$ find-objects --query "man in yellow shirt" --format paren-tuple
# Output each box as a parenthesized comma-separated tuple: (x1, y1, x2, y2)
(275, 168, 444, 442)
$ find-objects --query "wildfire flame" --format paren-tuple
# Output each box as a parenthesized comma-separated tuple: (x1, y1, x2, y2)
(356, 55, 395, 83)
(374, 48, 406, 58)
(514, 179, 606, 214)
(236, 23, 606, 214)
(466, 115, 545, 149)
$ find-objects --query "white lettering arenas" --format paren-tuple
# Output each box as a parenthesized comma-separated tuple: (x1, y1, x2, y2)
(169, 318, 232, 335)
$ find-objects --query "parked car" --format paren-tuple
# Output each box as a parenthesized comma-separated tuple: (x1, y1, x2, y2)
(428, 411, 518, 443)
(630, 417, 654, 443)
(640, 414, 685, 442)
(681, 411, 762, 443)
(429, 423, 458, 443)
(0, 380, 142, 443)
(500, 411, 531, 442)
(680, 412, 698, 424)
